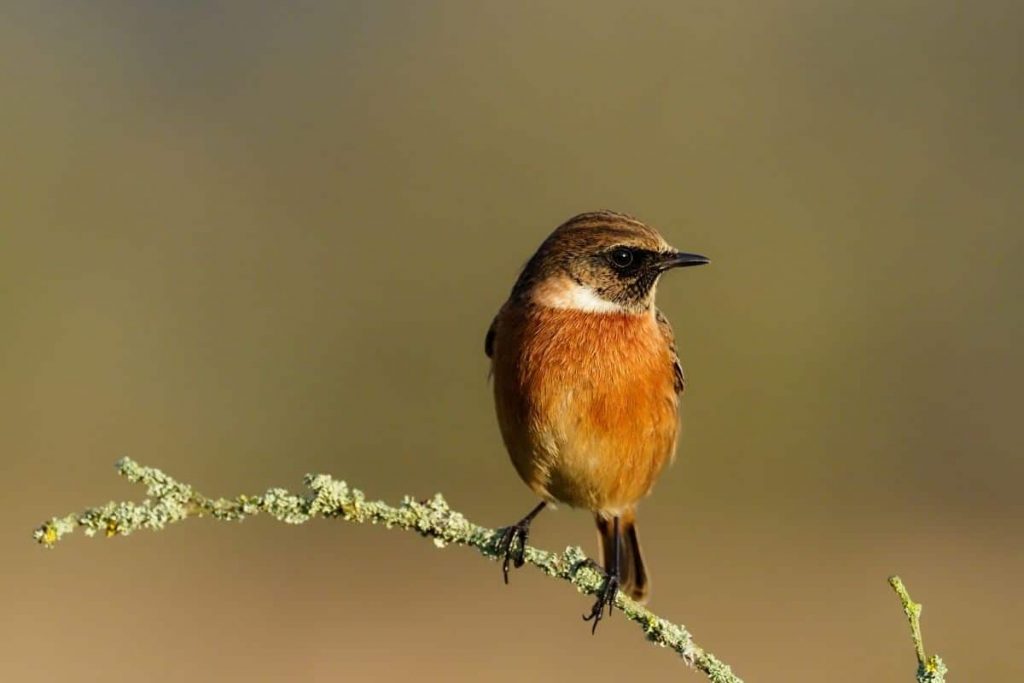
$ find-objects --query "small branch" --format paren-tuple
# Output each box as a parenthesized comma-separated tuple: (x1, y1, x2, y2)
(889, 576, 948, 683)
(34, 459, 743, 683)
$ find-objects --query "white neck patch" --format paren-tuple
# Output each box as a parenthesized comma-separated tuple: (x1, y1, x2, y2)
(532, 276, 631, 314)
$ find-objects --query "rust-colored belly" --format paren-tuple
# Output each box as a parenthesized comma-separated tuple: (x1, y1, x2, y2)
(491, 304, 679, 513)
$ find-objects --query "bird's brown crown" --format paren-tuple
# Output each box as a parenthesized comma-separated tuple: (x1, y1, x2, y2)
(510, 211, 705, 314)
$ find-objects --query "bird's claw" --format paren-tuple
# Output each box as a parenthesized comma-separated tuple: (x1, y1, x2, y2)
(582, 572, 619, 634)
(495, 522, 530, 584)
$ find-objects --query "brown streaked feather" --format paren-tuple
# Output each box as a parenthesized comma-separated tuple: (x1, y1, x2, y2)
(655, 308, 686, 395)
(507, 211, 672, 310)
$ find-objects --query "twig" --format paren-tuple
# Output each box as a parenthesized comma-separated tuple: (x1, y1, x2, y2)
(34, 459, 743, 683)
(889, 576, 948, 683)
(32, 459, 950, 682)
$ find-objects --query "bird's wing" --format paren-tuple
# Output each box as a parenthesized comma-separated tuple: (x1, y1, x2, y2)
(655, 308, 686, 395)
(485, 315, 497, 359)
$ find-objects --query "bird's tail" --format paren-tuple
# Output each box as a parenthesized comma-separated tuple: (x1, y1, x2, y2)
(595, 509, 649, 603)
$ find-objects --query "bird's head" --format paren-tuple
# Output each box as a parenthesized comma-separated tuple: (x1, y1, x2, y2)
(513, 211, 709, 314)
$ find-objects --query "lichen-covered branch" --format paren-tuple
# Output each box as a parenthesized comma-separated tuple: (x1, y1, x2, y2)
(889, 576, 948, 683)
(35, 459, 742, 683)
(34, 460, 949, 683)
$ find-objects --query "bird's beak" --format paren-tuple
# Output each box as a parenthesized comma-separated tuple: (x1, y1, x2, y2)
(657, 251, 710, 271)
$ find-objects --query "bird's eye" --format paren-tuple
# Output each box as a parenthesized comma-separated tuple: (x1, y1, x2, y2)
(608, 247, 635, 269)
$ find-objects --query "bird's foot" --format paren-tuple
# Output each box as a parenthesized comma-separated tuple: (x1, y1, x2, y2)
(582, 571, 619, 634)
(495, 502, 546, 584)
(495, 520, 532, 584)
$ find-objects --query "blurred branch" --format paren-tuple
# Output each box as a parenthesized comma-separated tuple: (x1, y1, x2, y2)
(889, 576, 948, 683)
(34, 459, 948, 683)
(34, 458, 740, 682)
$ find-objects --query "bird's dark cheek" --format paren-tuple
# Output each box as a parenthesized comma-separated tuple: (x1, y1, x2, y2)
(636, 270, 659, 294)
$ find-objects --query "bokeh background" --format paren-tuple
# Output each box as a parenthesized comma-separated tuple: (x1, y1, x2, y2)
(4, 2, 1022, 681)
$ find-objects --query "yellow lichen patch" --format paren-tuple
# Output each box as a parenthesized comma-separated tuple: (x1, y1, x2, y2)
(105, 520, 119, 537)
(40, 524, 58, 546)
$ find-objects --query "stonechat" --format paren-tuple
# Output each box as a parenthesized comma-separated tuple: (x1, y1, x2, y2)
(485, 210, 708, 631)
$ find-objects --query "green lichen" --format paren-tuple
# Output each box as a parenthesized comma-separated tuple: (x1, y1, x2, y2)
(32, 458, 734, 679)
(889, 576, 948, 683)
(33, 458, 948, 683)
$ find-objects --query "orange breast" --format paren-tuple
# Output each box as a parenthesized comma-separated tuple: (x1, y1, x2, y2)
(491, 304, 679, 513)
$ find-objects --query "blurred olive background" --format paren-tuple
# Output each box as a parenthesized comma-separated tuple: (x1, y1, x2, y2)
(3, 2, 1022, 681)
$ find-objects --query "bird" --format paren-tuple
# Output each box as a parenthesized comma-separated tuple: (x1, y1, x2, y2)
(485, 210, 708, 631)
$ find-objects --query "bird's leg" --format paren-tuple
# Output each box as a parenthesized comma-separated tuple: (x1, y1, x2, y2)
(583, 516, 620, 634)
(495, 501, 546, 583)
